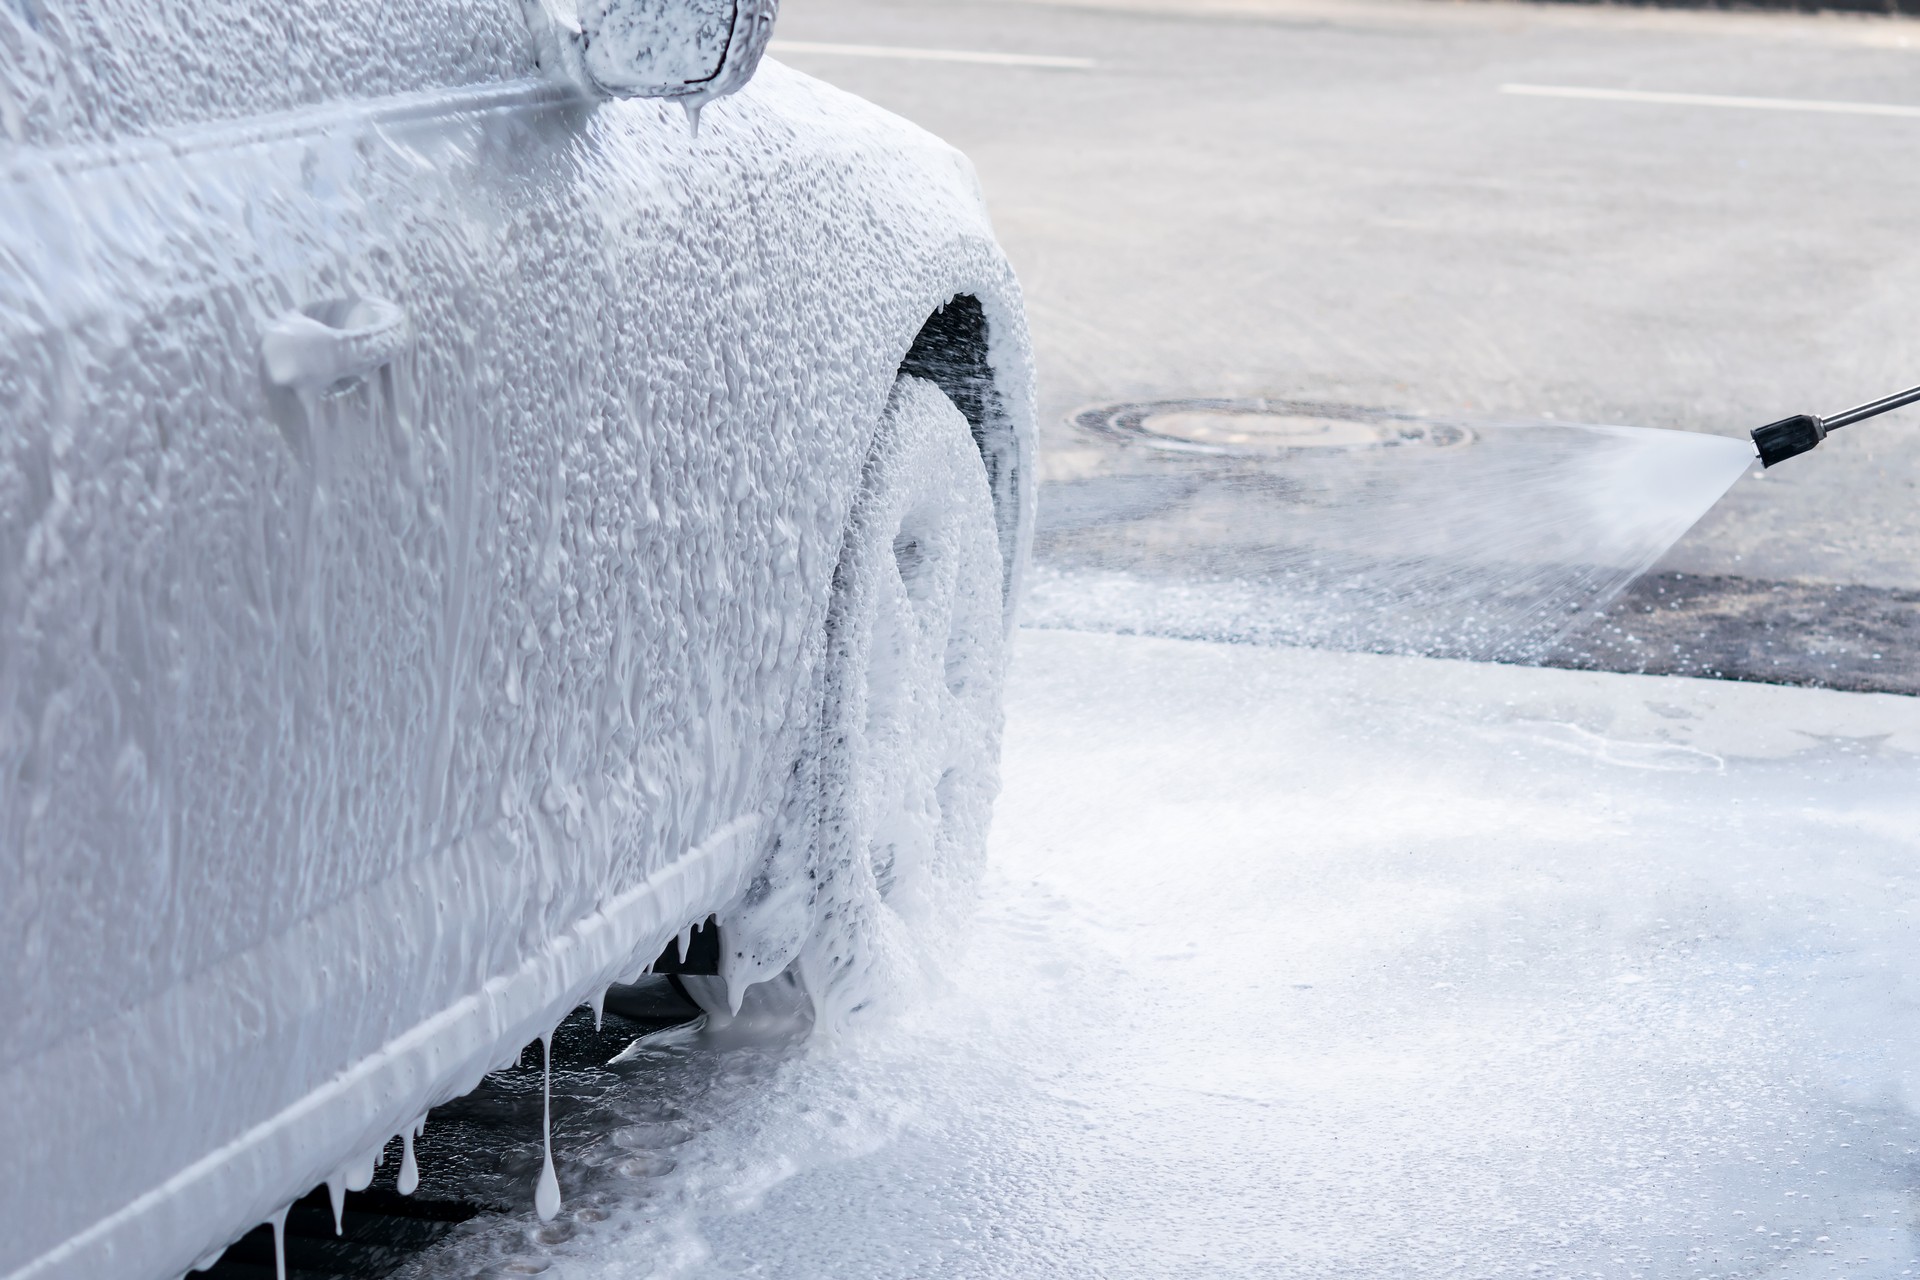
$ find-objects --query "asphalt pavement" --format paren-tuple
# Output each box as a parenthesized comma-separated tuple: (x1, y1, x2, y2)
(776, 0, 1920, 691)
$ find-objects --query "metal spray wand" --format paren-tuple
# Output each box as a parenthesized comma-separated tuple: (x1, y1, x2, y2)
(1752, 383, 1920, 467)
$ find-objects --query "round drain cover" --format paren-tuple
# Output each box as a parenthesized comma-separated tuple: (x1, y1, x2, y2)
(1073, 399, 1471, 456)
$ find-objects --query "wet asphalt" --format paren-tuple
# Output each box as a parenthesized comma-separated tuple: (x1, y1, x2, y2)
(780, 0, 1920, 692)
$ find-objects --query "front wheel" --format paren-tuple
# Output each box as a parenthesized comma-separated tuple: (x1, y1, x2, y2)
(685, 375, 1008, 1033)
(798, 374, 1009, 1030)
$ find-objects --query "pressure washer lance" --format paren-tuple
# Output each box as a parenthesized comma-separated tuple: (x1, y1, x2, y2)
(1752, 382, 1920, 467)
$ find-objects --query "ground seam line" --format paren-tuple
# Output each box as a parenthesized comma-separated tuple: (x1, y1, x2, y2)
(1500, 83, 1920, 119)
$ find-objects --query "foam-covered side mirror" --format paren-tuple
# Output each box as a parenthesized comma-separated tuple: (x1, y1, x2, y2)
(523, 0, 779, 126)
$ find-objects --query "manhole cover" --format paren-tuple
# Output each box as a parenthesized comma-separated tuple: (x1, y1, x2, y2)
(1072, 399, 1472, 456)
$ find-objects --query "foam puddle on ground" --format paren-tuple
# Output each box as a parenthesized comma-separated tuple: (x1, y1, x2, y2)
(1029, 418, 1758, 662)
(406, 630, 1920, 1279)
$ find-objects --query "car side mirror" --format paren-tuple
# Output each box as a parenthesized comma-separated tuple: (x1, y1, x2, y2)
(523, 0, 779, 128)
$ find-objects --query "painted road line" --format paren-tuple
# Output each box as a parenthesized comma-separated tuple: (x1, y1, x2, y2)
(1501, 83, 1920, 119)
(769, 40, 1095, 70)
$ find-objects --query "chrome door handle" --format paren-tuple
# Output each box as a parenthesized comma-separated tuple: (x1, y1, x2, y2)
(261, 298, 410, 392)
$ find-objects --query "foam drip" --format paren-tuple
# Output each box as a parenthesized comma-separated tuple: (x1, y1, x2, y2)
(535, 1034, 562, 1222)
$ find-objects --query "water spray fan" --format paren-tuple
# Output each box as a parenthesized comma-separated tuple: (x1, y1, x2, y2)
(1752, 382, 1920, 467)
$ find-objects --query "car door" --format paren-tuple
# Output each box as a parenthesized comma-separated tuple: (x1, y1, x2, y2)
(0, 101, 530, 1276)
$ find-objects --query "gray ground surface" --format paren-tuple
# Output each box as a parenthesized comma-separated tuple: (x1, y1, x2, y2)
(779, 0, 1920, 691)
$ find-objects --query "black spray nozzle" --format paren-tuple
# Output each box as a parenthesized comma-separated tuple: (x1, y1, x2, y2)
(1754, 382, 1920, 467)
(1752, 413, 1826, 468)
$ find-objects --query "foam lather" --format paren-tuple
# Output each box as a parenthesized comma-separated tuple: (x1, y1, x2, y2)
(0, 43, 1034, 1280)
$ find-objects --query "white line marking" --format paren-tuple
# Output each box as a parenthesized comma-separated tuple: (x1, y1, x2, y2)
(1501, 83, 1920, 119)
(769, 40, 1095, 70)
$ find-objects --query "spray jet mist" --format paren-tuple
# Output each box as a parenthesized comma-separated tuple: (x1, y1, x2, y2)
(1753, 383, 1920, 467)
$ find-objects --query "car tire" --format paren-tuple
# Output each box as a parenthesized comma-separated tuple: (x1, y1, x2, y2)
(803, 373, 1009, 1028)
(683, 374, 1007, 1034)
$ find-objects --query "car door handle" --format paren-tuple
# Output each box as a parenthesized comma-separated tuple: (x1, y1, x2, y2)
(261, 298, 410, 392)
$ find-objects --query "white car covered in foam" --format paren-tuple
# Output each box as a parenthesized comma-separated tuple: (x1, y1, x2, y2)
(0, 2, 1034, 1275)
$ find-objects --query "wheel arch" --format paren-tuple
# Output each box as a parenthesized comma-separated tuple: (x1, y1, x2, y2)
(895, 292, 1034, 623)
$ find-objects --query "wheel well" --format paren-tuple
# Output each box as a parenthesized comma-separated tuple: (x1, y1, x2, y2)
(897, 294, 1023, 607)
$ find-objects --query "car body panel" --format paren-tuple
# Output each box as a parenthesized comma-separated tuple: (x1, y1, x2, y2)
(0, 0, 534, 150)
(0, 58, 1034, 1280)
